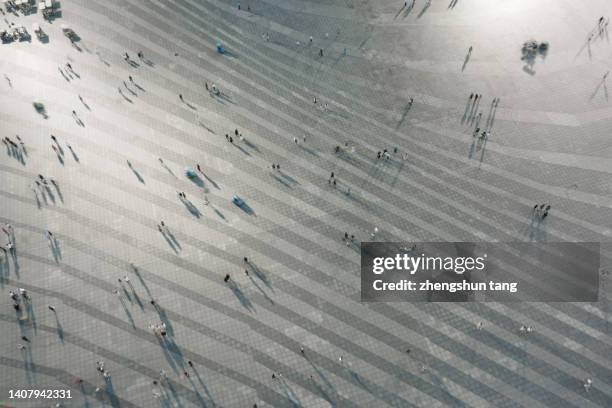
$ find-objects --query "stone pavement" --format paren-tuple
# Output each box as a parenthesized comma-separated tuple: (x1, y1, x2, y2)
(0, 0, 611, 406)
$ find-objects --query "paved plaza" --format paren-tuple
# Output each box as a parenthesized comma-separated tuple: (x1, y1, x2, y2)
(1, 0, 612, 406)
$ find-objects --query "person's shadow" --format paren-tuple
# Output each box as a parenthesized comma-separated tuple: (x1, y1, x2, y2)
(130, 167, 145, 184)
(417, 1, 431, 18)
(461, 53, 470, 71)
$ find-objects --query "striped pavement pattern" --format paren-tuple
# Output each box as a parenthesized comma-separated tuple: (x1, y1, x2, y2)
(0, 0, 611, 406)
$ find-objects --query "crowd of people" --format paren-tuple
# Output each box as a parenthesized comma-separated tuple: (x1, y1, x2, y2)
(1, 2, 603, 406)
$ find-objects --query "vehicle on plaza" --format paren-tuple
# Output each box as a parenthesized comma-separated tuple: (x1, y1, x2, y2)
(232, 195, 245, 207)
(185, 167, 197, 178)
(216, 42, 225, 54)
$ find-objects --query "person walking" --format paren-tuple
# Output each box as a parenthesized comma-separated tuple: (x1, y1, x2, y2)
(584, 377, 593, 392)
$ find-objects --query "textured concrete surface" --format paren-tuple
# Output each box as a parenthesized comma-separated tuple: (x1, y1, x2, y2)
(0, 0, 611, 406)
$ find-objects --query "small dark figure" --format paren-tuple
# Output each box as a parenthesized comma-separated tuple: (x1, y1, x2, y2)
(319, 49, 323, 56)
(224, 274, 230, 282)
